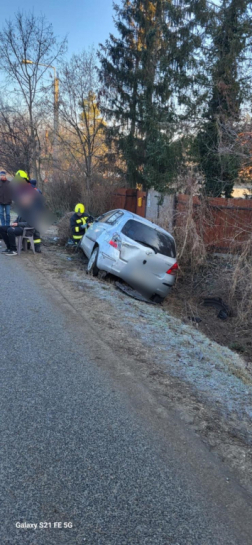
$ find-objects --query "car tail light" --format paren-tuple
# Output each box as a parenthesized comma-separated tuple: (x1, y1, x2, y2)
(109, 233, 121, 250)
(166, 262, 178, 275)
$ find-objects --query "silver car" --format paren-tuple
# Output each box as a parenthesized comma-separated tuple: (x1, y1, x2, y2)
(80, 209, 178, 301)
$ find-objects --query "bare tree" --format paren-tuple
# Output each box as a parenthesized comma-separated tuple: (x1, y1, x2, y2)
(0, 12, 66, 181)
(59, 49, 106, 193)
(0, 104, 32, 174)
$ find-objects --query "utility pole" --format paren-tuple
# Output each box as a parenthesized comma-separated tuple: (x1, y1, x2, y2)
(54, 73, 59, 167)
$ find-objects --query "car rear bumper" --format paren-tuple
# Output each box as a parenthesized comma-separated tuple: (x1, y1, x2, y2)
(119, 265, 175, 298)
(97, 249, 176, 298)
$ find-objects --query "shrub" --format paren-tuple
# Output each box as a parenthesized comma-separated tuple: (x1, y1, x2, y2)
(229, 234, 252, 324)
(173, 193, 207, 272)
(57, 212, 73, 245)
(45, 177, 82, 218)
(45, 172, 120, 219)
(81, 174, 120, 217)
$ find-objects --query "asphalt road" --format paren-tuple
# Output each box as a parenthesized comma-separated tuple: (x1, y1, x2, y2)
(1, 253, 252, 545)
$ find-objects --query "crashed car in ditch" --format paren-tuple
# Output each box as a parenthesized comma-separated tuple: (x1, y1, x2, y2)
(80, 209, 178, 302)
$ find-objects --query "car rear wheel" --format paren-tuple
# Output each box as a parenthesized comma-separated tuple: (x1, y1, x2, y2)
(87, 246, 99, 276)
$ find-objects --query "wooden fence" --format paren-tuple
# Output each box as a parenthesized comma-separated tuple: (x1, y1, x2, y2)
(175, 194, 252, 251)
(112, 188, 147, 217)
(112, 189, 252, 251)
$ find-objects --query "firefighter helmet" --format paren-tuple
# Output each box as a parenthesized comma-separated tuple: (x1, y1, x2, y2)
(75, 203, 85, 214)
(15, 170, 30, 181)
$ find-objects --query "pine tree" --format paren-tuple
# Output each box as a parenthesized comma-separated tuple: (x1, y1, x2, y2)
(99, 0, 207, 190)
(197, 0, 252, 198)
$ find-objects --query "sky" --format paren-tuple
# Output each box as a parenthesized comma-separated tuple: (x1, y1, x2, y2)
(0, 0, 117, 56)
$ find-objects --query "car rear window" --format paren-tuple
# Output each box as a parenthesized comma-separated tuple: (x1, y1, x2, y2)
(121, 220, 176, 258)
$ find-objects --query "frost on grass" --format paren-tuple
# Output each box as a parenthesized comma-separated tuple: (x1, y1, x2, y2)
(66, 270, 252, 432)
(128, 305, 252, 428)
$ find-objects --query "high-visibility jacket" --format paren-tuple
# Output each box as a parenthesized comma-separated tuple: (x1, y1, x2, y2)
(70, 212, 88, 242)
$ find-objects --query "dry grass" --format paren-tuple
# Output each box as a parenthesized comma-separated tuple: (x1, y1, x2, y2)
(57, 212, 73, 245)
(229, 234, 252, 324)
(172, 192, 252, 326)
(45, 172, 120, 220)
(173, 193, 207, 272)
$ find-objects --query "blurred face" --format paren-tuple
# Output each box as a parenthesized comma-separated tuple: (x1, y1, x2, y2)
(77, 212, 82, 217)
(19, 192, 34, 207)
(0, 175, 7, 181)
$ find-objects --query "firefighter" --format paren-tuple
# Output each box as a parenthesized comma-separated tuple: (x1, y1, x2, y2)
(29, 180, 43, 253)
(70, 203, 89, 245)
(33, 230, 42, 253)
(12, 170, 33, 203)
(14, 170, 30, 182)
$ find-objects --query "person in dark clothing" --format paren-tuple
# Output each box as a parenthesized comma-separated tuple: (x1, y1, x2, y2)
(0, 189, 42, 255)
(30, 179, 42, 195)
(0, 217, 28, 255)
(70, 203, 89, 244)
(0, 170, 12, 226)
(32, 228, 42, 253)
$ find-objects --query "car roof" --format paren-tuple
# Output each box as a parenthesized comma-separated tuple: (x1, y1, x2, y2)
(106, 209, 174, 239)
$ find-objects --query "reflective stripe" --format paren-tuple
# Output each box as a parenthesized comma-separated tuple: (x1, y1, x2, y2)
(73, 235, 82, 240)
(81, 218, 86, 225)
(76, 219, 82, 224)
(34, 239, 41, 243)
(75, 227, 80, 233)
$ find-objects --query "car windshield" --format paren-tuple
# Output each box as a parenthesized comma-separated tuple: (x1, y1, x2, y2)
(122, 220, 176, 258)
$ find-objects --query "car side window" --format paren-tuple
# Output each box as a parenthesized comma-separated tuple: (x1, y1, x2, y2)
(96, 211, 117, 223)
(105, 211, 124, 225)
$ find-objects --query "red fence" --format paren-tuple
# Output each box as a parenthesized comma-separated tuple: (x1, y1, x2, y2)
(175, 194, 252, 251)
(111, 189, 252, 251)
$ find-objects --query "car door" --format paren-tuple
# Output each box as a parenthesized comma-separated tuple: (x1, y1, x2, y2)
(117, 219, 154, 283)
(81, 211, 119, 257)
